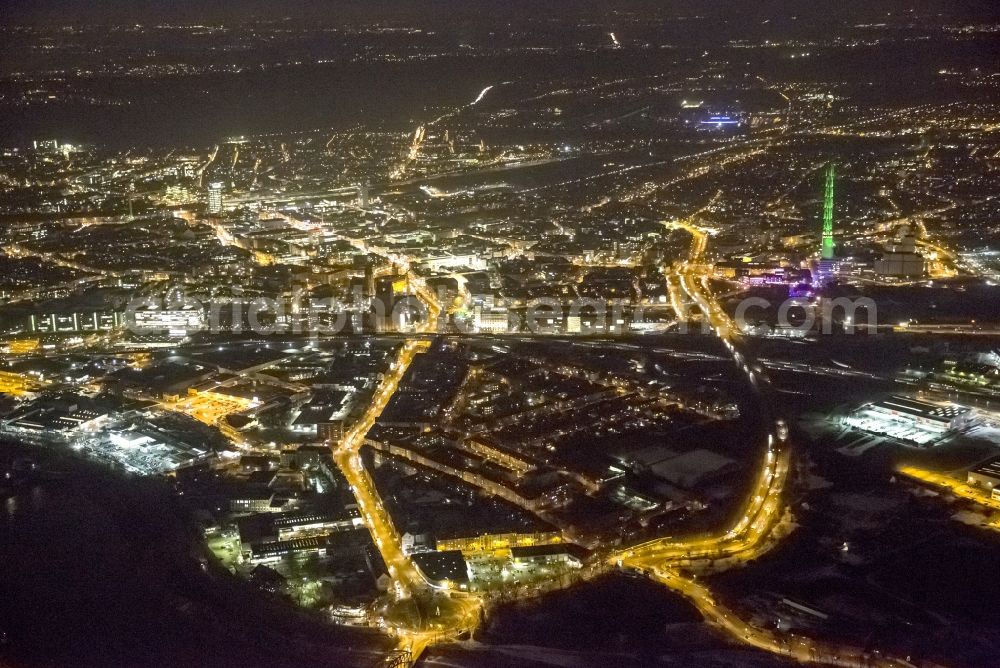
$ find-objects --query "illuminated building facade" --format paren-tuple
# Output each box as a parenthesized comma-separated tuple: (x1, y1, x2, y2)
(207, 182, 224, 214)
(814, 162, 840, 283)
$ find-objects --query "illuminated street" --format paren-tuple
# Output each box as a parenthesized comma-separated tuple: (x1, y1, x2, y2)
(2, 4, 1000, 667)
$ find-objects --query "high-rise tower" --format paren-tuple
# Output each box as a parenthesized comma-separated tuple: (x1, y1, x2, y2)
(821, 162, 836, 260)
(207, 182, 224, 214)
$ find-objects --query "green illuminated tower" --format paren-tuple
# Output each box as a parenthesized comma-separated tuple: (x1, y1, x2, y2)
(821, 162, 836, 260)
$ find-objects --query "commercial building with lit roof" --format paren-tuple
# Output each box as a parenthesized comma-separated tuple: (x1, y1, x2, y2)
(843, 395, 974, 446)
(968, 459, 1000, 499)
(865, 396, 973, 433)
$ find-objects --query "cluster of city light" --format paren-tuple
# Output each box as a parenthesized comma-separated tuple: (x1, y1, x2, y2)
(329, 340, 483, 663)
(609, 214, 916, 668)
(323, 210, 922, 668)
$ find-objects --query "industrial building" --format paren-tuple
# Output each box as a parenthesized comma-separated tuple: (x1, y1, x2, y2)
(865, 396, 972, 432)
(290, 389, 355, 436)
(874, 231, 925, 278)
(844, 395, 974, 445)
(967, 459, 1000, 499)
(248, 537, 330, 564)
(1, 394, 115, 439)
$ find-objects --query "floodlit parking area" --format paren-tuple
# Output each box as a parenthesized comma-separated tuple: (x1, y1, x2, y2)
(465, 554, 579, 590)
(205, 529, 243, 571)
(169, 394, 256, 426)
(842, 410, 941, 446)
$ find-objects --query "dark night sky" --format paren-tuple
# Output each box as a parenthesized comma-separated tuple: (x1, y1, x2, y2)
(0, 0, 996, 147)
(3, 0, 1000, 26)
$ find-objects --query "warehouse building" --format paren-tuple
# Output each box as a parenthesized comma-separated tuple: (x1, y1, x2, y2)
(843, 395, 974, 446)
